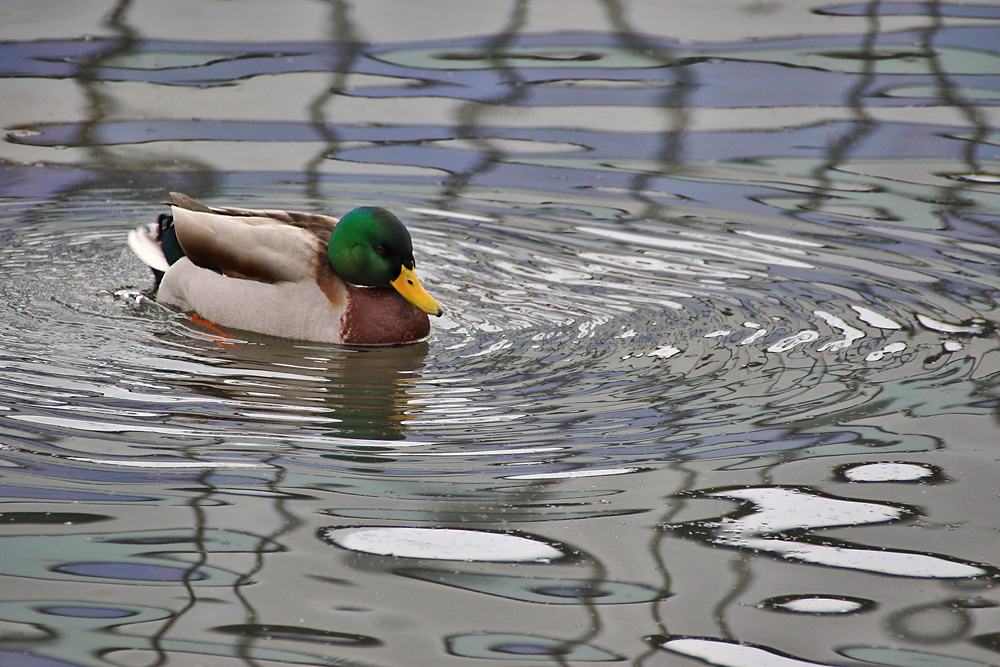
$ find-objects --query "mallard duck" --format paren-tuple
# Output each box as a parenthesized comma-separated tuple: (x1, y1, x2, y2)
(128, 193, 443, 345)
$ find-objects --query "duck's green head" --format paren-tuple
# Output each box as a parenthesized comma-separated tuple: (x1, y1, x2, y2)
(328, 207, 443, 317)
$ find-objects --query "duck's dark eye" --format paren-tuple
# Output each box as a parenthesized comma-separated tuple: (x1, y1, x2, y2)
(373, 243, 386, 255)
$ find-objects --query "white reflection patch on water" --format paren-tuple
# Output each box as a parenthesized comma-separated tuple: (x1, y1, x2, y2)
(851, 305, 903, 330)
(812, 312, 863, 352)
(916, 314, 988, 335)
(842, 462, 936, 483)
(465, 339, 514, 357)
(389, 446, 564, 458)
(68, 457, 267, 469)
(673, 487, 992, 579)
(706, 487, 903, 534)
(866, 341, 907, 361)
(648, 344, 681, 359)
(735, 230, 825, 248)
(660, 638, 836, 667)
(767, 330, 819, 353)
(764, 596, 869, 615)
(950, 172, 1000, 184)
(739, 327, 768, 346)
(322, 527, 566, 562)
(505, 467, 638, 481)
(406, 207, 494, 222)
(8, 414, 210, 435)
(739, 540, 989, 578)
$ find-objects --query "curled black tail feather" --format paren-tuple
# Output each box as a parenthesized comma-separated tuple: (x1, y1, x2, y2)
(157, 214, 185, 266)
(150, 213, 185, 290)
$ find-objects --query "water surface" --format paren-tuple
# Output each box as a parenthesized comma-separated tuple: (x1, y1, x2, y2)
(2, 1, 1000, 666)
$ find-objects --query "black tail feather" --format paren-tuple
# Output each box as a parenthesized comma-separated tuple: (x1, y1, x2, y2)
(157, 214, 186, 266)
(150, 213, 185, 290)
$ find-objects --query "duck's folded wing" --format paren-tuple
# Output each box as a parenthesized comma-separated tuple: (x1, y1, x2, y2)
(170, 196, 335, 284)
(170, 208, 313, 283)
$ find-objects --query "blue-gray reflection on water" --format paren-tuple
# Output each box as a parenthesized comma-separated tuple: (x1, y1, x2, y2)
(1, 1, 1000, 665)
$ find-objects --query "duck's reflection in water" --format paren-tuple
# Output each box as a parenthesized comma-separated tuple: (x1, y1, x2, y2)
(152, 328, 430, 443)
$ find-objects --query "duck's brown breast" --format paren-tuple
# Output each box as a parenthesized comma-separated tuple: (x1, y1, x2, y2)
(339, 284, 431, 345)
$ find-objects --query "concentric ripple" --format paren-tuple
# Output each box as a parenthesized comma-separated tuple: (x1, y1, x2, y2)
(0, 186, 996, 478)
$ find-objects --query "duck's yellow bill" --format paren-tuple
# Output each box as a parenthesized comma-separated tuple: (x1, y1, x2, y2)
(392, 266, 444, 316)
